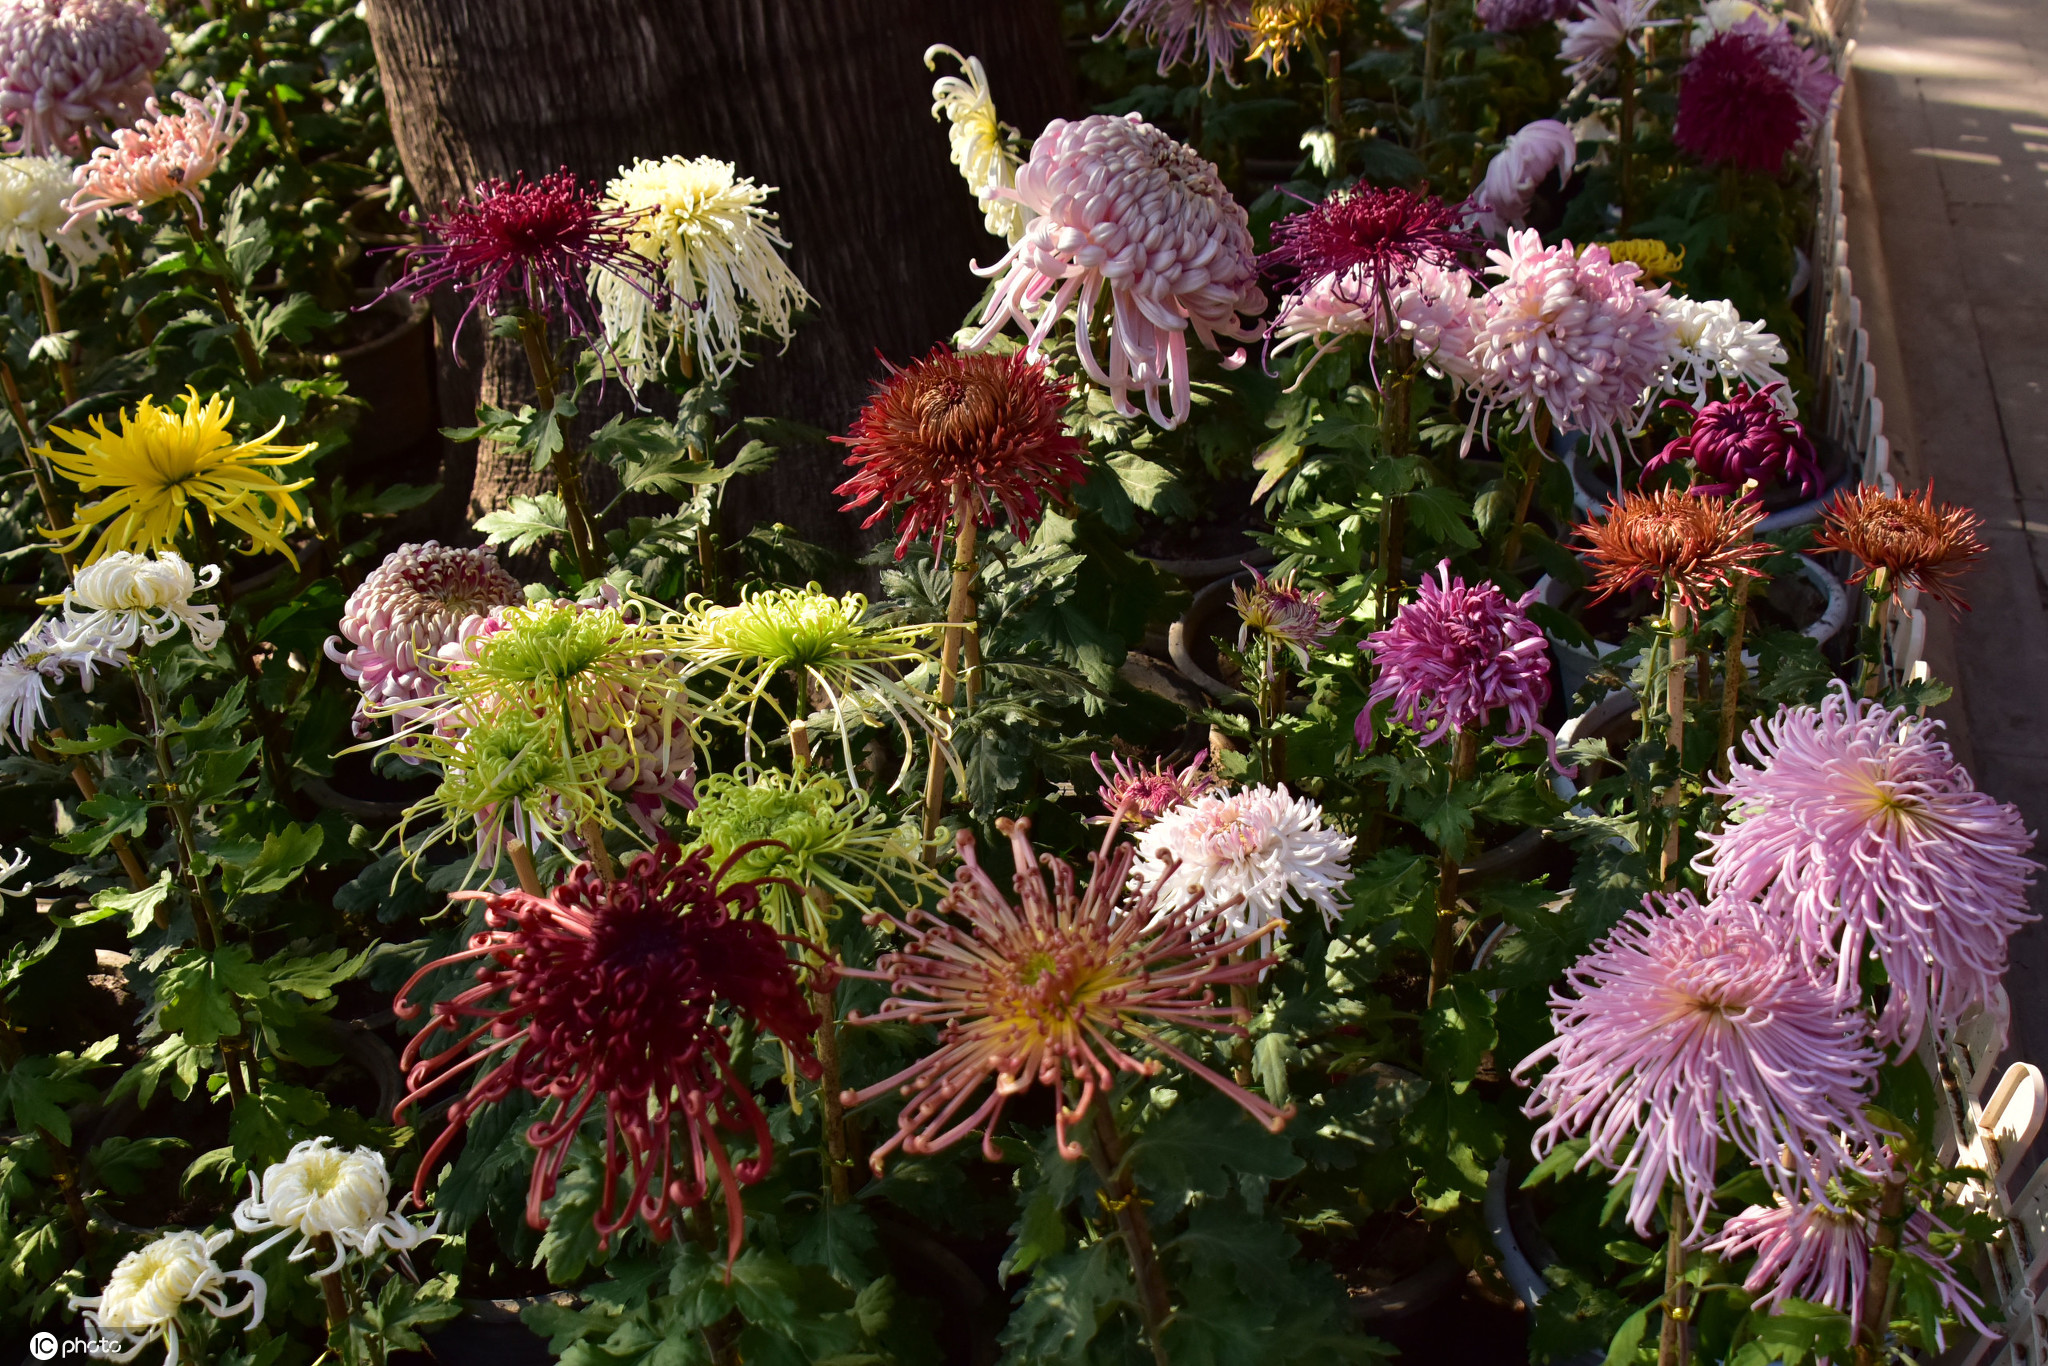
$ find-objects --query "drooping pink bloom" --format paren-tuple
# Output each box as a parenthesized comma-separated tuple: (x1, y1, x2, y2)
(1264, 185, 1481, 319)
(1091, 748, 1216, 827)
(1643, 383, 1822, 498)
(1556, 0, 1659, 84)
(1103, 0, 1253, 88)
(1468, 230, 1676, 468)
(324, 541, 525, 733)
(1477, 0, 1577, 33)
(1698, 684, 2038, 1051)
(1674, 20, 1840, 173)
(64, 83, 244, 225)
(840, 817, 1290, 1172)
(1466, 119, 1578, 238)
(1516, 891, 1881, 1240)
(1268, 257, 1484, 389)
(1360, 559, 1555, 759)
(1133, 783, 1353, 946)
(966, 113, 1267, 431)
(393, 841, 820, 1264)
(0, 0, 164, 155)
(1234, 566, 1336, 666)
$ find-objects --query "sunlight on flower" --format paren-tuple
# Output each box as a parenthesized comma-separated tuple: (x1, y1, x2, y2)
(71, 1228, 263, 1365)
(926, 45, 1026, 244)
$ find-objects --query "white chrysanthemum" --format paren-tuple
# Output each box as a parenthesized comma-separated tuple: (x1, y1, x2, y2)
(51, 551, 223, 654)
(0, 617, 124, 749)
(1557, 0, 1660, 84)
(1656, 295, 1793, 412)
(0, 151, 101, 281)
(594, 155, 812, 385)
(1691, 0, 1773, 45)
(926, 45, 1026, 245)
(233, 1138, 436, 1277)
(71, 1228, 264, 1364)
(1134, 783, 1354, 945)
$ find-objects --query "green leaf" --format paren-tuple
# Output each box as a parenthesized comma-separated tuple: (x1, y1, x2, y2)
(789, 1198, 880, 1287)
(476, 493, 569, 555)
(1107, 453, 1195, 518)
(44, 724, 142, 755)
(995, 1239, 1130, 1363)
(228, 1083, 331, 1167)
(1421, 981, 1496, 1085)
(53, 791, 151, 856)
(538, 1146, 608, 1283)
(1001, 1186, 1069, 1279)
(1404, 484, 1481, 551)
(222, 823, 325, 897)
(157, 950, 248, 1048)
(1522, 1137, 1591, 1189)
(728, 1248, 804, 1329)
(1601, 1303, 1652, 1366)
(62, 871, 173, 936)
(1252, 1032, 1294, 1107)
(1126, 1091, 1304, 1219)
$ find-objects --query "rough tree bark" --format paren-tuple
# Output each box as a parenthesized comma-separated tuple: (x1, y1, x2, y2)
(364, 0, 1077, 557)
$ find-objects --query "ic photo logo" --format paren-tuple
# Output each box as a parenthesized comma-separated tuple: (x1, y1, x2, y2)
(26, 1333, 115, 1360)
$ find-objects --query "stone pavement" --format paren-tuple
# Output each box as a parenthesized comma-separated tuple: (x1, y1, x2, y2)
(1843, 0, 2048, 1099)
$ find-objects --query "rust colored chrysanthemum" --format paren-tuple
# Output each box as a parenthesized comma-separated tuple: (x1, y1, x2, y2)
(834, 345, 1088, 558)
(1578, 487, 1769, 612)
(1815, 482, 1986, 610)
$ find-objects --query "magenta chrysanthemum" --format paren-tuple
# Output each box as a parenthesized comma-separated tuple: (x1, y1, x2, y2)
(1104, 0, 1253, 88)
(1697, 683, 2039, 1051)
(64, 83, 244, 225)
(1264, 186, 1481, 319)
(0, 0, 163, 155)
(1516, 891, 1880, 1239)
(1674, 21, 1840, 173)
(1359, 559, 1554, 758)
(1643, 382, 1822, 498)
(1468, 230, 1675, 467)
(1466, 119, 1577, 238)
(1091, 748, 1216, 828)
(1269, 257, 1484, 388)
(967, 113, 1266, 431)
(1478, 0, 1577, 31)
(324, 541, 524, 733)
(1234, 566, 1336, 666)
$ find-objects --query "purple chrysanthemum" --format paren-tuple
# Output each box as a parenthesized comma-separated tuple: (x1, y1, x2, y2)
(1234, 566, 1336, 667)
(1104, 0, 1253, 88)
(1359, 559, 1555, 759)
(1264, 186, 1482, 320)
(1697, 683, 2039, 1052)
(1516, 891, 1881, 1240)
(0, 0, 164, 155)
(1674, 21, 1840, 173)
(1643, 382, 1822, 498)
(1478, 0, 1576, 31)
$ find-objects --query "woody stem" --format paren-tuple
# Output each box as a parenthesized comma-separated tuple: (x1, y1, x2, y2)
(516, 311, 602, 582)
(920, 484, 977, 855)
(1087, 1103, 1173, 1366)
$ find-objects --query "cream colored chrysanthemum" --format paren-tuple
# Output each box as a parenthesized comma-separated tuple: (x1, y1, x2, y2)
(50, 551, 224, 654)
(233, 1138, 435, 1277)
(72, 1228, 264, 1364)
(594, 154, 811, 384)
(0, 152, 102, 281)
(925, 45, 1026, 244)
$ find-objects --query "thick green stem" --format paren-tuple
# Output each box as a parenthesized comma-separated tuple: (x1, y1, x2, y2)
(920, 485, 977, 854)
(1428, 729, 1482, 1003)
(1856, 570, 1891, 698)
(1088, 1103, 1173, 1366)
(1498, 411, 1550, 572)
(1259, 641, 1288, 785)
(174, 197, 264, 381)
(192, 512, 309, 819)
(515, 312, 603, 582)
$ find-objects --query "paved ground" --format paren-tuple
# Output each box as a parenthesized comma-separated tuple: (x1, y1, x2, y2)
(1843, 0, 2048, 1116)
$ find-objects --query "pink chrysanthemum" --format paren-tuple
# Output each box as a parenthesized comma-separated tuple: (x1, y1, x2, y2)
(1674, 21, 1840, 173)
(1091, 748, 1216, 828)
(1643, 383, 1822, 498)
(64, 83, 243, 226)
(966, 113, 1266, 431)
(1359, 559, 1555, 758)
(1269, 256, 1484, 389)
(324, 541, 524, 733)
(1516, 891, 1881, 1239)
(1557, 0, 1659, 84)
(1698, 683, 2039, 1051)
(0, 0, 163, 155)
(393, 842, 819, 1264)
(1468, 230, 1676, 468)
(1264, 186, 1481, 320)
(1104, 0, 1253, 88)
(840, 817, 1290, 1171)
(1478, 0, 1578, 32)
(1466, 119, 1578, 238)
(1132, 783, 1353, 946)
(1234, 566, 1336, 667)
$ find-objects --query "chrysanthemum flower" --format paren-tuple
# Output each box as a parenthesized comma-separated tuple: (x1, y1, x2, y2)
(1360, 559, 1556, 758)
(401, 708, 608, 865)
(1674, 20, 1840, 173)
(1645, 383, 1821, 498)
(1478, 0, 1576, 32)
(1245, 0, 1348, 73)
(966, 113, 1267, 430)
(1689, 0, 1771, 45)
(842, 816, 1288, 1171)
(324, 541, 524, 733)
(594, 155, 810, 385)
(394, 842, 821, 1260)
(1133, 783, 1353, 946)
(1265, 186, 1482, 322)
(1816, 482, 1987, 610)
(1656, 294, 1792, 408)
(233, 1138, 435, 1278)
(64, 83, 244, 225)
(40, 389, 313, 566)
(1234, 566, 1336, 667)
(1269, 257, 1484, 389)
(1091, 748, 1216, 828)
(1557, 0, 1660, 83)
(1104, 0, 1253, 88)
(1466, 120, 1578, 238)
(50, 551, 223, 655)
(391, 169, 656, 350)
(1604, 239, 1685, 279)
(835, 345, 1087, 556)
(1698, 684, 2038, 1051)
(0, 616, 122, 749)
(926, 45, 1027, 244)
(1516, 891, 1880, 1239)
(1469, 231, 1675, 468)
(1578, 486, 1769, 612)
(0, 0, 164, 155)
(0, 151, 99, 282)
(70, 1228, 263, 1364)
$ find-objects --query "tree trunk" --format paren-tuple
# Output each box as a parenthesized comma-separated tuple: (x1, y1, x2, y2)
(364, 0, 1077, 560)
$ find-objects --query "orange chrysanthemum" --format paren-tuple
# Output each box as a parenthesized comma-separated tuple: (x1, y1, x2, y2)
(1578, 487, 1769, 611)
(1815, 482, 1986, 610)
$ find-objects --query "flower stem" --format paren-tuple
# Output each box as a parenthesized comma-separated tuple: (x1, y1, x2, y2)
(1087, 1102, 1174, 1366)
(174, 197, 264, 381)
(1853, 1163, 1908, 1366)
(579, 817, 616, 880)
(311, 1235, 352, 1356)
(811, 957, 851, 1204)
(34, 274, 78, 407)
(1618, 45, 1638, 234)
(507, 840, 545, 896)
(1428, 728, 1481, 1003)
(1660, 589, 1690, 885)
(1717, 575, 1752, 779)
(1657, 1199, 1691, 1366)
(921, 484, 978, 854)
(1259, 640, 1288, 785)
(1497, 410, 1549, 572)
(1376, 342, 1414, 627)
(38, 732, 149, 893)
(514, 312, 602, 583)
(0, 358, 75, 574)
(1856, 569, 1890, 699)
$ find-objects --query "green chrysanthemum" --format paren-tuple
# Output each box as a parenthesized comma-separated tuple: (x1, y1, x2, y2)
(399, 710, 606, 868)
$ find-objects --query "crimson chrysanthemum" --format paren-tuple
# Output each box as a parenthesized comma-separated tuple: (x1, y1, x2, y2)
(1674, 21, 1840, 173)
(1090, 748, 1215, 828)
(1697, 683, 2038, 1051)
(1577, 486, 1769, 612)
(1104, 0, 1252, 88)
(1263, 186, 1482, 324)
(1643, 382, 1821, 499)
(388, 169, 657, 349)
(1516, 891, 1881, 1239)
(0, 0, 163, 155)
(834, 345, 1087, 558)
(324, 541, 524, 733)
(840, 817, 1290, 1172)
(1815, 481, 1987, 610)
(393, 841, 820, 1261)
(1359, 559, 1555, 759)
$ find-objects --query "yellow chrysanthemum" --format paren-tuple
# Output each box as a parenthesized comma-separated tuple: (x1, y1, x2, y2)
(41, 390, 314, 565)
(1247, 0, 1348, 75)
(1600, 239, 1686, 278)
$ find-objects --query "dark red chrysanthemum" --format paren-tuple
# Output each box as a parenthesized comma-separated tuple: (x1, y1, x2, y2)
(834, 346, 1089, 558)
(393, 841, 820, 1262)
(388, 168, 656, 347)
(1816, 482, 1987, 610)
(1673, 28, 1835, 173)
(1263, 185, 1482, 315)
(1644, 383, 1822, 499)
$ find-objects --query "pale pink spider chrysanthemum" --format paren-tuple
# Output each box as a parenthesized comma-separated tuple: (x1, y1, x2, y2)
(1104, 0, 1254, 89)
(1697, 683, 2038, 1052)
(1091, 748, 1216, 828)
(0, 0, 165, 156)
(1515, 891, 1881, 1240)
(966, 112, 1267, 431)
(1557, 0, 1660, 85)
(1234, 565, 1336, 667)
(65, 82, 245, 225)
(1132, 782, 1353, 947)
(1268, 258, 1484, 389)
(1466, 119, 1578, 239)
